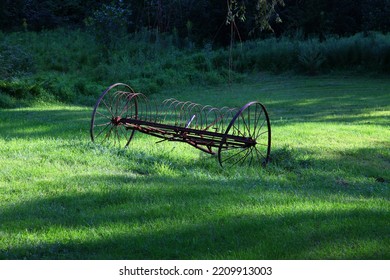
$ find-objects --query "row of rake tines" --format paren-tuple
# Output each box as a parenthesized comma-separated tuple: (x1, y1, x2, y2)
(116, 92, 244, 135)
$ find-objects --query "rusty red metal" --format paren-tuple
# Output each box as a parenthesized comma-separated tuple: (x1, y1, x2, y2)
(90, 83, 271, 167)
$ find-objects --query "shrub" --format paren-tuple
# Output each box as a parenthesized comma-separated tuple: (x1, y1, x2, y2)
(0, 92, 17, 108)
(298, 40, 326, 75)
(227, 38, 298, 73)
(0, 79, 33, 99)
(0, 43, 35, 79)
(0, 78, 57, 107)
(322, 32, 390, 73)
(85, 1, 132, 54)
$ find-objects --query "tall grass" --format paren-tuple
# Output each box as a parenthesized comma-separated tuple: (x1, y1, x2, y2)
(0, 29, 389, 108)
(231, 32, 390, 75)
(323, 32, 390, 72)
(0, 29, 236, 107)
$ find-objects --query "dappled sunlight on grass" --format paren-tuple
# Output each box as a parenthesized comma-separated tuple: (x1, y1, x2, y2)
(1, 75, 389, 259)
(0, 105, 91, 139)
(2, 191, 388, 259)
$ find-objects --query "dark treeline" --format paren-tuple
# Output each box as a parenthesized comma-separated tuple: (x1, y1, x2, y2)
(1, 0, 389, 46)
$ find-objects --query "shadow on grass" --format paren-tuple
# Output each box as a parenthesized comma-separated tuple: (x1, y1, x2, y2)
(267, 92, 390, 127)
(1, 84, 389, 141)
(1, 169, 389, 260)
(0, 107, 91, 139)
(1, 87, 389, 259)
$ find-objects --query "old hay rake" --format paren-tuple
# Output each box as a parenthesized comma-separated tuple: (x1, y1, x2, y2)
(90, 83, 271, 167)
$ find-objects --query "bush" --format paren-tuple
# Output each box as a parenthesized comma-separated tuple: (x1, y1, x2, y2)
(85, 2, 132, 55)
(0, 43, 35, 79)
(322, 32, 390, 73)
(0, 92, 17, 108)
(228, 32, 390, 74)
(0, 79, 35, 99)
(298, 40, 326, 75)
(0, 78, 57, 107)
(228, 38, 298, 73)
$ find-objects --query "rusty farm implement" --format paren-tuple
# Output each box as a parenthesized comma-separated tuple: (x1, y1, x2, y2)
(90, 83, 271, 167)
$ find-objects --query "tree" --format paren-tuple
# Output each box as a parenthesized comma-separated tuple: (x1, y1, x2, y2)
(362, 0, 390, 33)
(224, 0, 285, 81)
(226, 0, 285, 32)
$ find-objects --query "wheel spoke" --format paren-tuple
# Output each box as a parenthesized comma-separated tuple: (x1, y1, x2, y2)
(219, 102, 270, 167)
(221, 146, 248, 163)
(119, 125, 129, 146)
(119, 97, 133, 117)
(254, 146, 266, 161)
(91, 84, 138, 148)
(96, 110, 112, 121)
(249, 147, 255, 165)
(240, 112, 250, 137)
(235, 148, 252, 166)
(233, 122, 246, 138)
(257, 143, 270, 147)
(116, 127, 121, 146)
(94, 122, 112, 140)
(255, 119, 267, 139)
(118, 92, 132, 116)
(253, 106, 263, 134)
(255, 130, 268, 141)
(101, 98, 115, 118)
(254, 146, 262, 163)
(95, 121, 112, 127)
(102, 125, 114, 144)
(114, 91, 123, 115)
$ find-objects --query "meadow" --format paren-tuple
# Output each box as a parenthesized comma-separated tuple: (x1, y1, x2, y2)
(0, 74, 389, 259)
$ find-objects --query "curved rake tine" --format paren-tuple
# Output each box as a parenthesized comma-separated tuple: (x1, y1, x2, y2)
(92, 84, 271, 168)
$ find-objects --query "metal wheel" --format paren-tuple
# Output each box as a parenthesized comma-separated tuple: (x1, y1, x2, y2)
(90, 83, 138, 147)
(218, 101, 271, 167)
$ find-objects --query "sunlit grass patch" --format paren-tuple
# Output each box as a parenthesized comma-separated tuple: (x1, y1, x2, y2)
(0, 75, 389, 259)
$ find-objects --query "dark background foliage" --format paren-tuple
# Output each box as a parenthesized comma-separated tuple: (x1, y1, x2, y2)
(1, 0, 389, 45)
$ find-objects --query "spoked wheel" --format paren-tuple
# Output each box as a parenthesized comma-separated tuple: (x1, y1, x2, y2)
(218, 101, 271, 167)
(90, 83, 138, 147)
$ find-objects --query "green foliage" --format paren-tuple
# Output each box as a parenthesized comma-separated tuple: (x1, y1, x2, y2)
(85, 1, 132, 53)
(230, 38, 298, 73)
(298, 41, 326, 75)
(0, 93, 17, 108)
(0, 79, 57, 107)
(252, 0, 285, 33)
(0, 80, 41, 99)
(1, 29, 389, 108)
(230, 32, 390, 74)
(323, 32, 390, 72)
(1, 0, 389, 46)
(0, 42, 35, 79)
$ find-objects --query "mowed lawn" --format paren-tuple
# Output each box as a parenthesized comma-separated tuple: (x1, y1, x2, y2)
(0, 74, 389, 259)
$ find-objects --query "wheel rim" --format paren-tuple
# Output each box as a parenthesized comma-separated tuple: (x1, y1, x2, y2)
(90, 83, 138, 148)
(218, 102, 271, 167)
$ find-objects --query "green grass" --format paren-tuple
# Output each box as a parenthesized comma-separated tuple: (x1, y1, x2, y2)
(0, 74, 389, 259)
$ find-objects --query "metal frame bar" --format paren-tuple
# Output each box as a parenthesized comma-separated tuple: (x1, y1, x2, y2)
(121, 118, 256, 155)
